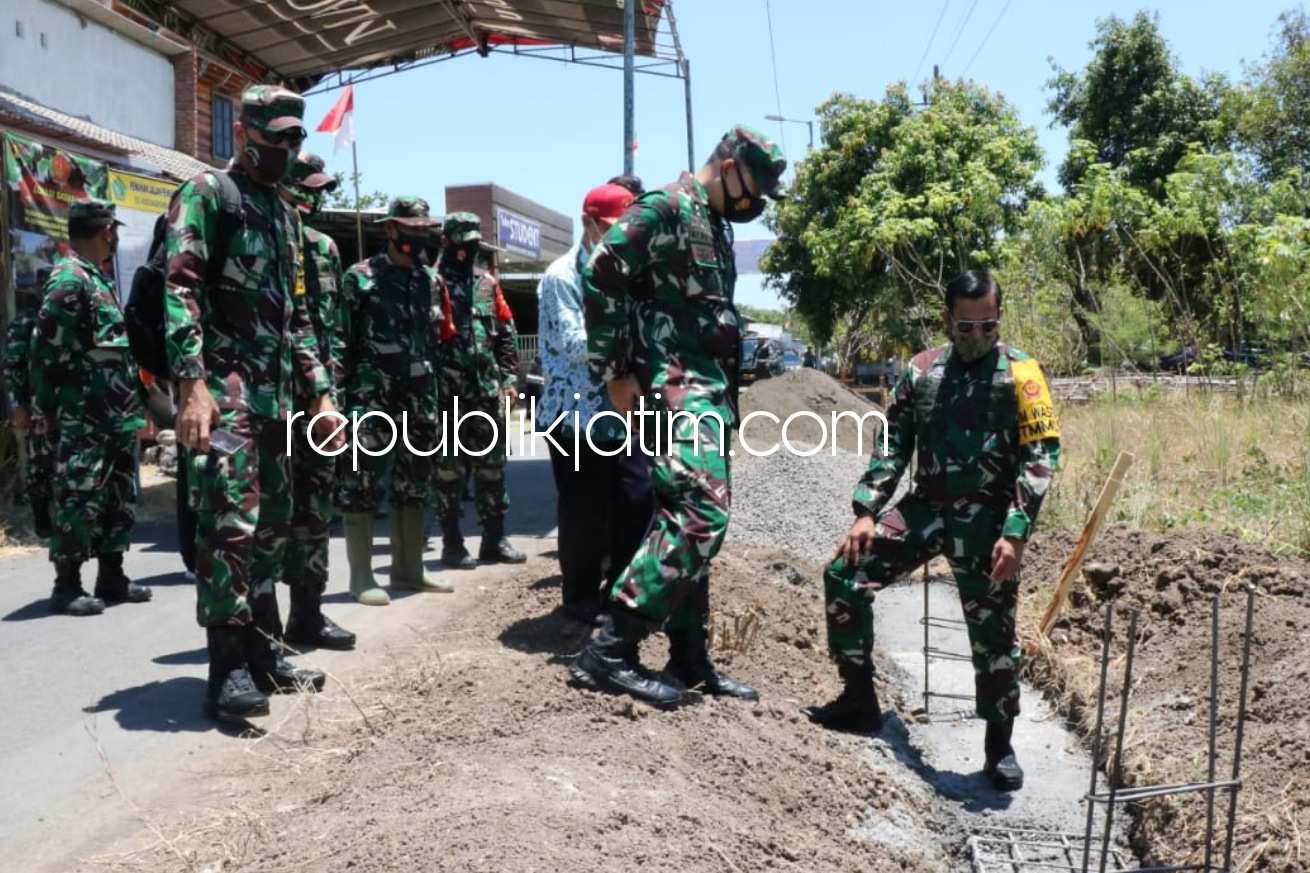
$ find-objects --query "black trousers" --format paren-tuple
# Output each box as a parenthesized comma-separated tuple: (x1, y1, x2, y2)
(547, 433, 653, 607)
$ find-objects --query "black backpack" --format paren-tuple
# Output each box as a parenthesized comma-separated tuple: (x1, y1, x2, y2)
(125, 171, 244, 379)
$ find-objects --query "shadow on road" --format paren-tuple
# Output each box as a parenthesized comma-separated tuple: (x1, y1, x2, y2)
(2, 598, 53, 622)
(879, 714, 1014, 813)
(83, 677, 263, 737)
(152, 647, 208, 666)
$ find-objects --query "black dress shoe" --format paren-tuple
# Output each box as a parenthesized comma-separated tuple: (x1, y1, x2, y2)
(284, 615, 357, 650)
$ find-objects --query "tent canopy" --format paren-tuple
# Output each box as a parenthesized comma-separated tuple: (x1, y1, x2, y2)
(120, 0, 674, 91)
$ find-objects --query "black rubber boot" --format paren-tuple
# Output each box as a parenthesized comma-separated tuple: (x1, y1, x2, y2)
(31, 497, 53, 540)
(984, 720, 1025, 791)
(478, 517, 526, 564)
(284, 582, 355, 650)
(50, 560, 104, 616)
(246, 616, 326, 695)
(94, 552, 152, 605)
(801, 658, 884, 733)
(665, 626, 759, 701)
(568, 609, 687, 707)
(440, 517, 477, 569)
(204, 626, 269, 721)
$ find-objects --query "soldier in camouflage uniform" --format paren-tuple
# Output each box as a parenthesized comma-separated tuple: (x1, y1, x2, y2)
(29, 199, 152, 616)
(568, 125, 787, 707)
(276, 150, 356, 649)
(166, 85, 342, 722)
(432, 213, 526, 567)
(801, 270, 1061, 793)
(336, 196, 454, 604)
(4, 277, 53, 539)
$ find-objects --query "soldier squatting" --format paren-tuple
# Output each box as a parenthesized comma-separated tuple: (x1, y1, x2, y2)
(5, 85, 1060, 794)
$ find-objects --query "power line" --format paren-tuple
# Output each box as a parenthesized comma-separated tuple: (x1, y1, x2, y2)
(939, 0, 982, 70)
(764, 0, 788, 155)
(913, 0, 954, 85)
(961, 0, 1015, 76)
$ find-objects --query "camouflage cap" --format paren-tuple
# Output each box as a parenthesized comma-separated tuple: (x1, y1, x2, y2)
(722, 124, 788, 199)
(286, 150, 337, 191)
(240, 85, 306, 134)
(441, 211, 482, 244)
(67, 197, 124, 230)
(376, 195, 438, 227)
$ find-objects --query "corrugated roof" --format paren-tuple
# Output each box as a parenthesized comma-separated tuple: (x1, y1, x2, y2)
(0, 88, 214, 182)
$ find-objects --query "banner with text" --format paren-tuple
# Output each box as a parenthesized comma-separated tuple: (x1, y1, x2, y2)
(495, 207, 542, 260)
(4, 132, 108, 290)
(109, 169, 178, 301)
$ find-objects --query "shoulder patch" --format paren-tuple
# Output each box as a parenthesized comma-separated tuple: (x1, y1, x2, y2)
(1011, 357, 1059, 445)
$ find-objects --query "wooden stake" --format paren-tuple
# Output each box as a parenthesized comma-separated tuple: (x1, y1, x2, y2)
(1039, 450, 1135, 637)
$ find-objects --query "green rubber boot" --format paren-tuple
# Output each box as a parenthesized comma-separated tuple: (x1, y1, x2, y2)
(390, 505, 453, 593)
(342, 512, 390, 606)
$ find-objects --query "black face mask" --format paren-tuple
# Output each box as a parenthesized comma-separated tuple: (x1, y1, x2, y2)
(244, 141, 292, 183)
(392, 231, 430, 257)
(721, 162, 766, 223)
(444, 242, 480, 272)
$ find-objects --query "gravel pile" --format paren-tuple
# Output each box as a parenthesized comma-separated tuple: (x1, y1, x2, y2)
(738, 369, 884, 455)
(728, 441, 869, 567)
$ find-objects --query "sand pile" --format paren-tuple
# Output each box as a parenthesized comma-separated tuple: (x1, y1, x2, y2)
(737, 369, 884, 456)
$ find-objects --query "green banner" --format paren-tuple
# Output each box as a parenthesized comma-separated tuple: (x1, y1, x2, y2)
(4, 132, 108, 289)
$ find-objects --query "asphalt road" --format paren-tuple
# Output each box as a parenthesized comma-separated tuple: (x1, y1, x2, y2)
(0, 441, 558, 873)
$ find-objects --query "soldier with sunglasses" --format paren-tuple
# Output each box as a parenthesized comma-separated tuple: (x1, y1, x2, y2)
(802, 270, 1061, 794)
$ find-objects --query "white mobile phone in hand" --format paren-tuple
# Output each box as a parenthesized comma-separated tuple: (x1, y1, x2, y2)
(209, 429, 249, 457)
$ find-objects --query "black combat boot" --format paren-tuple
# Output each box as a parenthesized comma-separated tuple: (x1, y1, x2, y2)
(801, 658, 884, 733)
(569, 608, 687, 707)
(246, 614, 326, 695)
(478, 517, 526, 564)
(439, 516, 477, 569)
(984, 720, 1025, 791)
(94, 552, 152, 605)
(30, 497, 53, 540)
(665, 625, 760, 701)
(204, 626, 269, 721)
(50, 560, 104, 616)
(284, 581, 355, 650)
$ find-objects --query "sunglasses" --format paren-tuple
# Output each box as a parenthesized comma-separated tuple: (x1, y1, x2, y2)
(261, 128, 306, 148)
(951, 316, 1000, 334)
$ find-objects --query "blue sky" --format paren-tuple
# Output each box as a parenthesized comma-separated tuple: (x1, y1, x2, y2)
(301, 0, 1301, 310)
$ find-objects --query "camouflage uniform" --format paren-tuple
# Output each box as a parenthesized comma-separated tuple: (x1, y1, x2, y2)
(582, 183, 749, 627)
(569, 125, 787, 706)
(336, 195, 452, 601)
(4, 301, 53, 507)
(30, 236, 144, 567)
(432, 213, 519, 525)
(164, 91, 330, 632)
(336, 208, 447, 514)
(823, 342, 1061, 724)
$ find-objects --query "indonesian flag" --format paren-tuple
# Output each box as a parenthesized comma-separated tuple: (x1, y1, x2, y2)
(316, 84, 354, 154)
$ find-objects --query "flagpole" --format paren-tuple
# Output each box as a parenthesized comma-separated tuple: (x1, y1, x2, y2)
(351, 138, 363, 260)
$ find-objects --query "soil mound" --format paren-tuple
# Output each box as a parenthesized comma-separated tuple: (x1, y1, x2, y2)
(1022, 524, 1310, 872)
(738, 369, 883, 456)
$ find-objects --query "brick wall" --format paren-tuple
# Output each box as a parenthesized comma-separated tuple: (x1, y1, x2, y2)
(172, 49, 198, 157)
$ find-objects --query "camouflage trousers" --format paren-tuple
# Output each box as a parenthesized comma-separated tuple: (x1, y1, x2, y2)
(432, 397, 508, 521)
(823, 492, 1021, 724)
(24, 431, 53, 503)
(610, 436, 729, 632)
(189, 412, 291, 628)
(49, 430, 136, 563)
(285, 417, 334, 596)
(335, 419, 438, 512)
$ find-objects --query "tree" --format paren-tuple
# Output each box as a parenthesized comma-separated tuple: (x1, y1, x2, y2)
(1238, 9, 1310, 184)
(323, 171, 390, 211)
(1047, 11, 1230, 198)
(762, 79, 1043, 353)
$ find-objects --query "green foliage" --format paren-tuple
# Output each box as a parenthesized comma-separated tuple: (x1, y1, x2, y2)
(1237, 9, 1310, 184)
(323, 171, 390, 211)
(1047, 11, 1230, 197)
(762, 79, 1042, 352)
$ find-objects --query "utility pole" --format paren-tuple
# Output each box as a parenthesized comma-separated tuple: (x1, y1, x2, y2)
(623, 0, 636, 175)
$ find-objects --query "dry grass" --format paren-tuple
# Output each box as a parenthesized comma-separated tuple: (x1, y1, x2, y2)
(1043, 389, 1310, 557)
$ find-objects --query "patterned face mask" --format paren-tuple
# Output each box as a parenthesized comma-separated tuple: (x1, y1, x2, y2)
(949, 317, 1000, 362)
